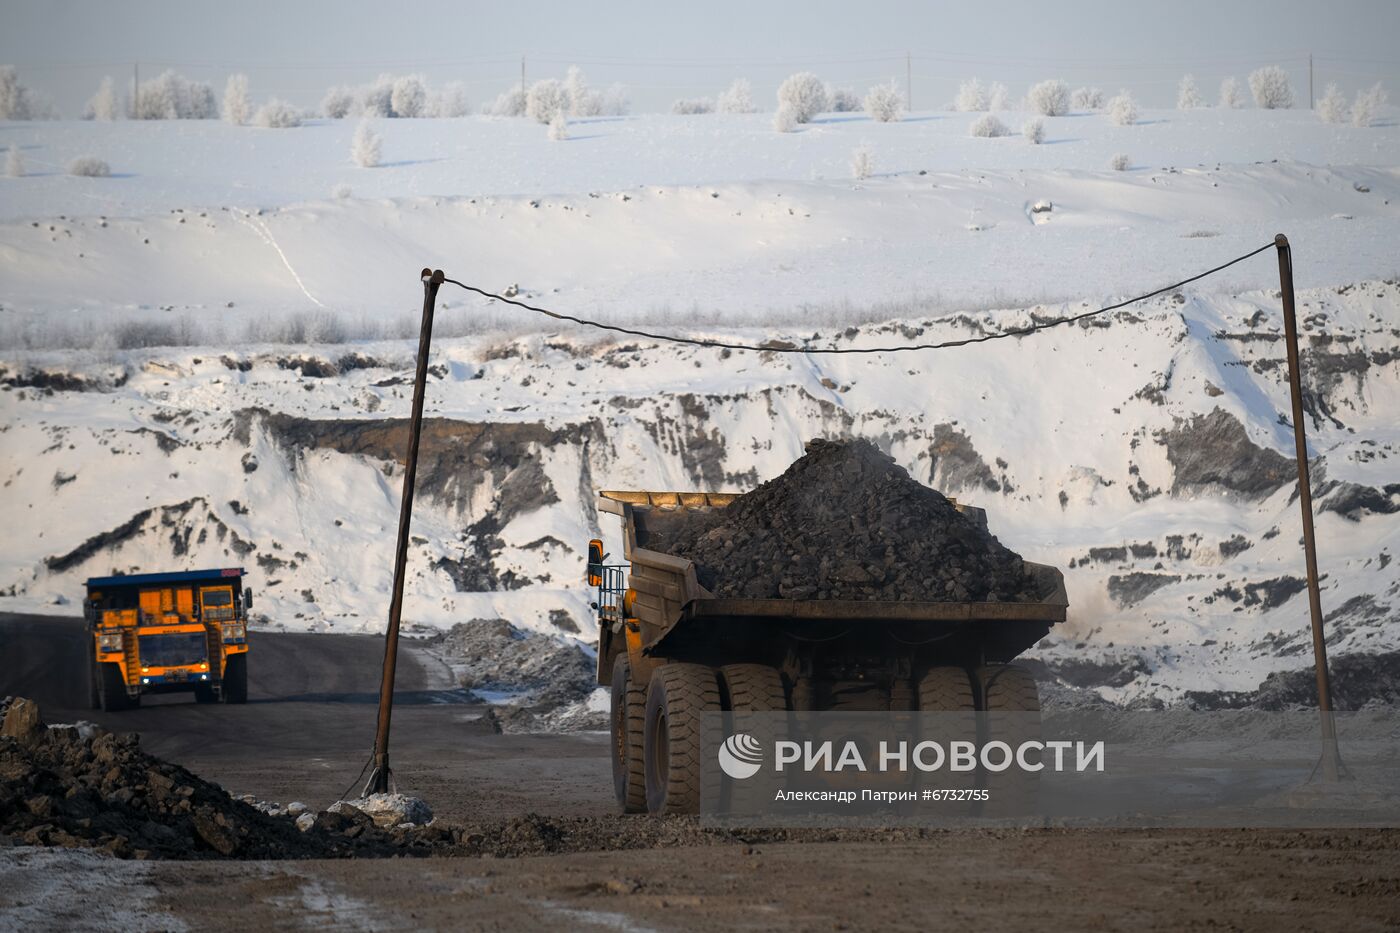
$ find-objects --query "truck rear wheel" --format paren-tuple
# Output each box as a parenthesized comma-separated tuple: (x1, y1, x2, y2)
(643, 663, 720, 815)
(916, 667, 976, 711)
(976, 664, 1041, 818)
(222, 655, 248, 704)
(719, 664, 786, 711)
(611, 654, 647, 813)
(98, 663, 133, 712)
(917, 667, 977, 794)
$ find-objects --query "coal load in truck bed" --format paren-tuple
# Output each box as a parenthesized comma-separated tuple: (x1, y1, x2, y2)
(656, 438, 1040, 603)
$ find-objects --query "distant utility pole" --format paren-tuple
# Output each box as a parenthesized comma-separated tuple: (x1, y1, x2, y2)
(521, 55, 526, 98)
(906, 52, 912, 111)
(1308, 53, 1314, 109)
(132, 62, 139, 119)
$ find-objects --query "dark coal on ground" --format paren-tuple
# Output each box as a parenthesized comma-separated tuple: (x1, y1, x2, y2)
(651, 438, 1041, 603)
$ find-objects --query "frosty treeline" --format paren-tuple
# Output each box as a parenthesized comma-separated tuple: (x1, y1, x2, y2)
(489, 67, 629, 120)
(322, 74, 471, 119)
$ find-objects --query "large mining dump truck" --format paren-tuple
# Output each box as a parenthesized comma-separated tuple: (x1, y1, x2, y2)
(83, 568, 252, 710)
(590, 489, 1068, 815)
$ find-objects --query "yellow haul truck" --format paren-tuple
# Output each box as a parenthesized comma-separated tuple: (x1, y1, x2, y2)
(83, 568, 252, 710)
(589, 491, 1068, 815)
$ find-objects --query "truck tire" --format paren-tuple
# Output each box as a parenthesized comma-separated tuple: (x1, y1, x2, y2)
(88, 656, 101, 710)
(719, 664, 786, 712)
(610, 654, 647, 813)
(916, 667, 977, 795)
(222, 655, 248, 704)
(977, 664, 1041, 713)
(976, 664, 1041, 819)
(98, 663, 132, 712)
(916, 667, 976, 711)
(643, 663, 720, 815)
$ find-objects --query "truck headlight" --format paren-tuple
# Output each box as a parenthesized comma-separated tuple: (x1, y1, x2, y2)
(222, 622, 246, 642)
(98, 633, 123, 652)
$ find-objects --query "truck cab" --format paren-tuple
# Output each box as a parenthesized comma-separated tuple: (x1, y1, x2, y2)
(83, 568, 253, 710)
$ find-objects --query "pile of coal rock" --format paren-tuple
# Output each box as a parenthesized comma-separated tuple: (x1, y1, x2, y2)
(0, 697, 451, 859)
(658, 438, 1040, 602)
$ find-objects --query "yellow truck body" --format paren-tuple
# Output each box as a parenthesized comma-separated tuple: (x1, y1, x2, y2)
(84, 568, 253, 709)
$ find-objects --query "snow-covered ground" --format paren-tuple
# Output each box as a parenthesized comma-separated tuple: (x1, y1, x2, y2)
(1, 105, 1397, 703)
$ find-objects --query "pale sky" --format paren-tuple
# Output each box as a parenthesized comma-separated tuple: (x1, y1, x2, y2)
(3, 0, 1398, 115)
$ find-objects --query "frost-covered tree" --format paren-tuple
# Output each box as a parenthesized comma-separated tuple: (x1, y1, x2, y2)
(352, 120, 381, 167)
(671, 98, 714, 115)
(1219, 77, 1243, 109)
(430, 82, 470, 118)
(5, 144, 22, 177)
(563, 66, 585, 115)
(0, 66, 34, 120)
(864, 82, 903, 123)
(1317, 83, 1348, 124)
(85, 76, 120, 121)
(134, 70, 215, 119)
(254, 99, 301, 128)
(1177, 74, 1203, 109)
(1108, 90, 1138, 126)
(969, 113, 1009, 137)
(717, 78, 756, 114)
(321, 86, 355, 119)
(1110, 153, 1130, 171)
(1027, 79, 1070, 116)
(827, 85, 861, 112)
(1248, 66, 1294, 109)
(955, 78, 988, 112)
(773, 104, 798, 133)
(490, 86, 527, 117)
(526, 79, 567, 124)
(1352, 82, 1388, 128)
(390, 75, 428, 118)
(548, 110, 569, 140)
(777, 72, 827, 123)
(223, 74, 251, 125)
(599, 84, 630, 116)
(1071, 86, 1104, 110)
(1023, 118, 1045, 143)
(358, 75, 395, 118)
(988, 82, 1009, 111)
(851, 145, 873, 180)
(68, 156, 110, 177)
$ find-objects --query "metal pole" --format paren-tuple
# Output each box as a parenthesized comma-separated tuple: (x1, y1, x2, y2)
(1308, 54, 1314, 110)
(365, 267, 445, 796)
(133, 63, 139, 119)
(521, 55, 526, 98)
(1274, 234, 1342, 782)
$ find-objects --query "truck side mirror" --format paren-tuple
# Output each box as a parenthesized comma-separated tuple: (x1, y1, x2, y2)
(587, 539, 604, 586)
(243, 589, 254, 609)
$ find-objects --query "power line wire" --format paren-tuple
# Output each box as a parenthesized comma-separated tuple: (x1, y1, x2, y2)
(443, 241, 1275, 354)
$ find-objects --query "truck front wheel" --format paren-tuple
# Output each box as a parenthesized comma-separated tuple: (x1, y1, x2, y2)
(222, 655, 248, 704)
(610, 654, 647, 813)
(98, 663, 133, 712)
(643, 663, 719, 815)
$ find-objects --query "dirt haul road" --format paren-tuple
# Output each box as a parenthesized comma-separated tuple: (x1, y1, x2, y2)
(4, 614, 1399, 932)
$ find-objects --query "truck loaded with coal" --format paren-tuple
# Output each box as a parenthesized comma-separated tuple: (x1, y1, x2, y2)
(587, 438, 1067, 814)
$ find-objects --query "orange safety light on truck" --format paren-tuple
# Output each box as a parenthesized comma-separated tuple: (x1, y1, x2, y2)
(83, 568, 253, 710)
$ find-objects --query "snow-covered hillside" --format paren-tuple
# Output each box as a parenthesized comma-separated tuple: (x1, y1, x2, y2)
(1, 106, 1397, 704)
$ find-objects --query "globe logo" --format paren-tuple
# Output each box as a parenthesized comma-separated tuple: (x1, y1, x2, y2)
(718, 733, 764, 780)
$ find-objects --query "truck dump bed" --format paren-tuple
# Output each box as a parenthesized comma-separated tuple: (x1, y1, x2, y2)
(597, 490, 1068, 668)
